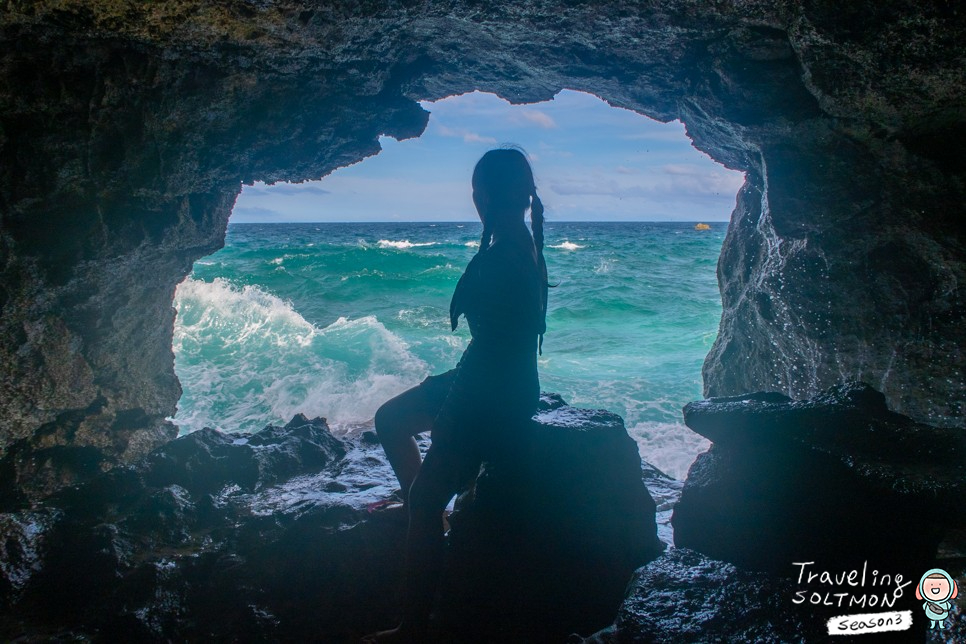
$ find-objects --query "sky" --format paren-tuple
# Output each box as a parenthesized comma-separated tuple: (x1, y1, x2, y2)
(230, 89, 745, 223)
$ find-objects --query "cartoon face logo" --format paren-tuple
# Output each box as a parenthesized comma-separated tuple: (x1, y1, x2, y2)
(923, 576, 952, 599)
(916, 568, 959, 630)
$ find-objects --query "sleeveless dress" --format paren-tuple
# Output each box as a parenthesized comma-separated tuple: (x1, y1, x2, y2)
(424, 231, 543, 460)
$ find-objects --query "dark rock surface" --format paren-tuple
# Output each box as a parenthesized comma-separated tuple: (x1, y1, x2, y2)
(580, 548, 825, 644)
(1, 2, 965, 501)
(0, 397, 663, 643)
(582, 547, 934, 644)
(2, 414, 405, 642)
(673, 382, 965, 578)
(641, 459, 682, 548)
(440, 396, 665, 643)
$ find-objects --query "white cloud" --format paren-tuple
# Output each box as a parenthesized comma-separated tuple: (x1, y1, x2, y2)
(463, 132, 498, 144)
(514, 110, 557, 129)
(661, 164, 702, 176)
(231, 90, 744, 223)
(436, 124, 497, 145)
(548, 168, 744, 199)
(231, 206, 284, 220)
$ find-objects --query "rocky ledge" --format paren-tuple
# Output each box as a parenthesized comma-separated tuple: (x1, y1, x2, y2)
(673, 382, 966, 576)
(0, 394, 663, 643)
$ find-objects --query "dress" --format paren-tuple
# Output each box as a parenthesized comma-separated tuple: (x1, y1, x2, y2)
(415, 230, 543, 462)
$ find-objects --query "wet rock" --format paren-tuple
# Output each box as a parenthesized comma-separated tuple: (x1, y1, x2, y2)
(640, 461, 682, 548)
(0, 401, 662, 642)
(0, 414, 399, 641)
(673, 382, 965, 577)
(439, 404, 665, 643)
(143, 414, 346, 494)
(0, 508, 61, 606)
(580, 548, 825, 643)
(0, 439, 110, 511)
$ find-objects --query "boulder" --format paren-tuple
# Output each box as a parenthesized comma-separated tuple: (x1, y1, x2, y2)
(1, 415, 405, 641)
(672, 382, 966, 579)
(438, 395, 665, 643)
(143, 413, 347, 494)
(581, 548, 823, 643)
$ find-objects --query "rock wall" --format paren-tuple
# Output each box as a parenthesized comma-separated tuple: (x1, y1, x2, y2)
(1, 2, 963, 484)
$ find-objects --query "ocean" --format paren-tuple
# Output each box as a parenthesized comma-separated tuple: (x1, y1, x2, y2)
(172, 221, 725, 480)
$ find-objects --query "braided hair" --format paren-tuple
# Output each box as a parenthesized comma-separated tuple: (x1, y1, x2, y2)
(529, 190, 549, 354)
(451, 147, 550, 352)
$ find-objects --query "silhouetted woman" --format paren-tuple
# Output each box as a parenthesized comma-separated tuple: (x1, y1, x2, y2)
(364, 148, 549, 643)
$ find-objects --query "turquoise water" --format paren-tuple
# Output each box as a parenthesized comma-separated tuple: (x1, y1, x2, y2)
(172, 221, 725, 479)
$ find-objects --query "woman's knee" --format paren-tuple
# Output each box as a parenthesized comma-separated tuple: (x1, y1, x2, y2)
(376, 393, 414, 435)
(374, 399, 395, 436)
(376, 390, 434, 441)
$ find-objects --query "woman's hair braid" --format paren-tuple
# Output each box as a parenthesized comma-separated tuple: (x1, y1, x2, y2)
(531, 191, 549, 353)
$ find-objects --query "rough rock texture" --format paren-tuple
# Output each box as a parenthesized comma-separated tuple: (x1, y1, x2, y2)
(0, 398, 663, 642)
(581, 548, 931, 644)
(1, 1, 965, 496)
(0, 414, 402, 642)
(580, 548, 824, 644)
(672, 382, 965, 578)
(440, 397, 665, 643)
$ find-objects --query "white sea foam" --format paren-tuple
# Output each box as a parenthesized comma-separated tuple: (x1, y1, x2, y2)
(397, 306, 447, 328)
(626, 420, 709, 480)
(465, 241, 480, 248)
(434, 334, 469, 350)
(377, 239, 437, 249)
(269, 253, 311, 266)
(593, 258, 615, 274)
(419, 263, 456, 275)
(174, 277, 316, 349)
(549, 241, 584, 250)
(172, 278, 428, 435)
(263, 316, 428, 430)
(340, 268, 386, 281)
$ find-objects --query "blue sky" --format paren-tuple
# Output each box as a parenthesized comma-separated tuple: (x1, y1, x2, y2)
(231, 90, 745, 223)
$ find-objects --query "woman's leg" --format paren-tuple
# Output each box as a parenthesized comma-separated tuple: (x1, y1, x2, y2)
(374, 400, 424, 502)
(401, 444, 471, 639)
(374, 371, 456, 503)
(362, 444, 471, 643)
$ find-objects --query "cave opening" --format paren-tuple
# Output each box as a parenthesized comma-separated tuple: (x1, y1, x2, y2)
(2, 5, 964, 641)
(171, 89, 744, 479)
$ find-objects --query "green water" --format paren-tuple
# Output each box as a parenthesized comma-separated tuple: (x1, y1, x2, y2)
(173, 221, 725, 478)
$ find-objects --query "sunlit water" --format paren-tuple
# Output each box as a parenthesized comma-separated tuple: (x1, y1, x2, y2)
(173, 221, 725, 479)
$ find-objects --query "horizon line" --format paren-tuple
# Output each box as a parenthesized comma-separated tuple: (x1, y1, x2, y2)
(227, 219, 732, 224)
